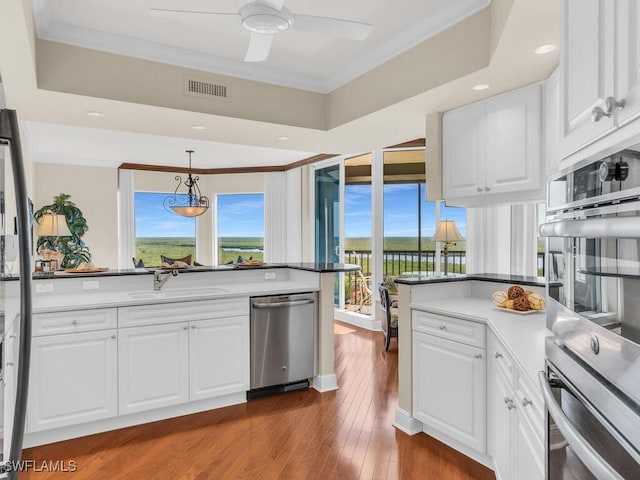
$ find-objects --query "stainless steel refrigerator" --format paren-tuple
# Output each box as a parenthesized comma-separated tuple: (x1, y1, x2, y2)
(0, 87, 34, 478)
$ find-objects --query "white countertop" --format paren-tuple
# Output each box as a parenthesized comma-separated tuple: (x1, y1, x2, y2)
(411, 297, 549, 387)
(31, 281, 319, 313)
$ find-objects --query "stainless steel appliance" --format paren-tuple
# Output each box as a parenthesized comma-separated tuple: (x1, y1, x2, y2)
(249, 292, 316, 396)
(0, 105, 34, 480)
(540, 151, 640, 478)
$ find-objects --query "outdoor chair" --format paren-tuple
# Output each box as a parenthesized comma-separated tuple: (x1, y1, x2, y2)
(378, 283, 398, 351)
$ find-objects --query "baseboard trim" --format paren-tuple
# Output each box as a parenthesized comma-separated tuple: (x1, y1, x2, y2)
(393, 408, 423, 435)
(312, 374, 338, 392)
(23, 392, 247, 448)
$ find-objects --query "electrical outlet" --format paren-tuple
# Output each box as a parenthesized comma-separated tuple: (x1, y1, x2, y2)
(83, 280, 100, 290)
(36, 283, 54, 293)
(265, 272, 276, 280)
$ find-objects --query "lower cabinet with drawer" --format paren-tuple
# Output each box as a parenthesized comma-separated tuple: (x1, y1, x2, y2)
(28, 310, 118, 432)
(488, 333, 544, 480)
(412, 310, 487, 455)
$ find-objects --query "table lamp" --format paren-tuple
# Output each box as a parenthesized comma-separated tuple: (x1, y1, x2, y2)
(433, 220, 464, 276)
(36, 214, 72, 269)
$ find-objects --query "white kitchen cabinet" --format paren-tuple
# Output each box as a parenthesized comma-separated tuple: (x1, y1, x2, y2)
(189, 316, 249, 401)
(119, 322, 189, 415)
(442, 101, 486, 199)
(560, 0, 640, 159)
(488, 334, 544, 480)
(443, 84, 543, 206)
(3, 321, 18, 458)
(616, 0, 640, 127)
(413, 330, 486, 453)
(28, 329, 118, 432)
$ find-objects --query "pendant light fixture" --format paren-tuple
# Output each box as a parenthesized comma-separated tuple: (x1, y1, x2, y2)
(164, 150, 210, 217)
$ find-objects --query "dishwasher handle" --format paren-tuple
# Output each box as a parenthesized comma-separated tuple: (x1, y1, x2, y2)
(252, 299, 315, 309)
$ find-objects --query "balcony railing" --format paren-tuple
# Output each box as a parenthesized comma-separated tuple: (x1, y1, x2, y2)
(343, 250, 545, 313)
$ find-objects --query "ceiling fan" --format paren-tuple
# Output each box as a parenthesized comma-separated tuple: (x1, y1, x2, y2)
(149, 0, 373, 63)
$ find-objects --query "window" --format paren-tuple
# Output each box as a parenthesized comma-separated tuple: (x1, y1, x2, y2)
(134, 192, 196, 267)
(216, 193, 264, 265)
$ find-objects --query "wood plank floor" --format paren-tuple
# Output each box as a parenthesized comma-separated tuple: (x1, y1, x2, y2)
(22, 322, 495, 480)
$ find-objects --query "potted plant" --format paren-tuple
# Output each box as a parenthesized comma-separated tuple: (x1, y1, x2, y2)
(34, 193, 92, 269)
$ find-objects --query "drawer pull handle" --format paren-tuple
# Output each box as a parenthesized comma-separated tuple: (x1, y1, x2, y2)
(8, 334, 16, 339)
(438, 325, 446, 330)
(192, 325, 196, 329)
(6, 361, 14, 367)
(183, 326, 188, 330)
(474, 353, 482, 359)
(507, 401, 516, 410)
(110, 334, 116, 339)
(522, 397, 533, 407)
(494, 352, 502, 359)
(71, 320, 78, 325)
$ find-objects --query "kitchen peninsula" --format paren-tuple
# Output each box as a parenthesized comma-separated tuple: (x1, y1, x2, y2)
(2, 263, 357, 449)
(393, 274, 552, 480)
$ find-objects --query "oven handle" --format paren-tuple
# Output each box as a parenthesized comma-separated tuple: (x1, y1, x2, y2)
(539, 216, 640, 238)
(538, 371, 624, 480)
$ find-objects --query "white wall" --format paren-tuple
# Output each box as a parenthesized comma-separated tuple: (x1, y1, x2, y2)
(33, 164, 119, 268)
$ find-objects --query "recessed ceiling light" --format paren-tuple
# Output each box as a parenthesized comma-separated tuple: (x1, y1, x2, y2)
(191, 125, 207, 130)
(277, 136, 289, 141)
(472, 84, 490, 91)
(87, 111, 104, 117)
(534, 44, 557, 55)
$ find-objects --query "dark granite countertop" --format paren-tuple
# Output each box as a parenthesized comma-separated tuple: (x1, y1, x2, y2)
(395, 273, 554, 287)
(0, 262, 360, 281)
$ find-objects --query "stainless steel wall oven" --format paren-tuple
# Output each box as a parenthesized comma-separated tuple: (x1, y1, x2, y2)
(540, 150, 640, 479)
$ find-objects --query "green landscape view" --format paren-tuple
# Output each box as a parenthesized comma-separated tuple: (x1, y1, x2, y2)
(136, 236, 544, 274)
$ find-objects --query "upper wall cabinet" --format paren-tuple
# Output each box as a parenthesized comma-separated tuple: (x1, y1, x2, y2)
(443, 84, 543, 207)
(561, 0, 640, 161)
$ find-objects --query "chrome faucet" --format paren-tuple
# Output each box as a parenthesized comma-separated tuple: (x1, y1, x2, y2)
(153, 269, 178, 291)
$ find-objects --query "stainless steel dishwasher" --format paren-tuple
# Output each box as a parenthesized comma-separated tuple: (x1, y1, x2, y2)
(249, 292, 317, 397)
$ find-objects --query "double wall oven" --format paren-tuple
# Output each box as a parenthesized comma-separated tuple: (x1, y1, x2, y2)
(540, 150, 640, 479)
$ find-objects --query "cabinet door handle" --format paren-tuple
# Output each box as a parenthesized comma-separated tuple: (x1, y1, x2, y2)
(494, 352, 503, 359)
(191, 325, 196, 329)
(8, 334, 16, 339)
(474, 353, 482, 359)
(592, 97, 626, 122)
(110, 334, 116, 339)
(476, 186, 483, 192)
(71, 320, 78, 325)
(522, 397, 533, 407)
(6, 361, 14, 367)
(507, 401, 516, 410)
(183, 326, 188, 330)
(484, 186, 490, 192)
(438, 325, 446, 330)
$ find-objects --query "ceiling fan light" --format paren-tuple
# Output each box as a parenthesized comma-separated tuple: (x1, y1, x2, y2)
(240, 4, 291, 34)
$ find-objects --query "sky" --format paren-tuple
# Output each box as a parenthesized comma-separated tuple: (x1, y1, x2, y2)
(134, 192, 264, 237)
(345, 183, 467, 238)
(135, 185, 465, 239)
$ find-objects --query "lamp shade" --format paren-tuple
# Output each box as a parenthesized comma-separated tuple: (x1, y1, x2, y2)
(36, 214, 72, 237)
(170, 205, 208, 217)
(433, 220, 464, 243)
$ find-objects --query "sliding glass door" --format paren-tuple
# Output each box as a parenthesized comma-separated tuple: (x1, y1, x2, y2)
(313, 162, 343, 306)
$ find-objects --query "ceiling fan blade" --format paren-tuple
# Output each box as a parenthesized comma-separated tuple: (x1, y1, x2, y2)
(291, 15, 372, 41)
(149, 7, 238, 21)
(245, 32, 274, 62)
(256, 0, 285, 11)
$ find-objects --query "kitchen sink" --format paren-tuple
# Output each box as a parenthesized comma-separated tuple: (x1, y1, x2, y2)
(129, 287, 228, 300)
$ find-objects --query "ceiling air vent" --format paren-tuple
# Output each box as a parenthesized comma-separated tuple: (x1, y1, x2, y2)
(184, 78, 230, 102)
